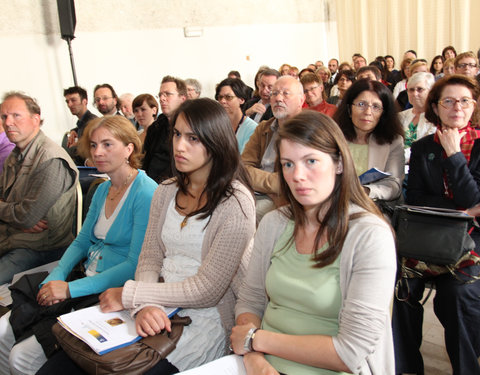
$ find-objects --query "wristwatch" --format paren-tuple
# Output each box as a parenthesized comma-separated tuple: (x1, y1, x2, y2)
(243, 327, 259, 353)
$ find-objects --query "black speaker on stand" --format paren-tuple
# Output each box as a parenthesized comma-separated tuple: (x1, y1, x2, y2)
(57, 0, 78, 86)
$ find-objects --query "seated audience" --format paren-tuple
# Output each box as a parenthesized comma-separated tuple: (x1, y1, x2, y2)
(93, 84, 122, 116)
(185, 78, 202, 99)
(215, 78, 258, 153)
(245, 68, 280, 123)
(393, 57, 414, 99)
(385, 54, 402, 89)
(242, 76, 305, 223)
(298, 68, 315, 80)
(71, 98, 256, 375)
(396, 60, 429, 110)
(143, 75, 186, 182)
(119, 93, 136, 126)
(279, 64, 291, 76)
(327, 69, 355, 107)
(232, 111, 396, 375)
(333, 79, 405, 202)
(442, 45, 457, 60)
(317, 65, 333, 96)
(300, 72, 336, 117)
(454, 51, 480, 84)
(0, 121, 14, 173)
(430, 55, 445, 79)
(398, 72, 436, 163)
(132, 93, 158, 144)
(0, 115, 157, 375)
(443, 57, 456, 76)
(393, 75, 480, 375)
(63, 86, 97, 165)
(0, 92, 78, 285)
(356, 65, 382, 81)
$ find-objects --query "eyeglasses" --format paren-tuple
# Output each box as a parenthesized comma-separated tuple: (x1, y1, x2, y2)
(94, 96, 113, 103)
(407, 87, 427, 94)
(351, 101, 383, 113)
(303, 85, 320, 94)
(438, 97, 476, 109)
(270, 90, 294, 99)
(157, 91, 177, 99)
(457, 63, 478, 69)
(217, 94, 236, 101)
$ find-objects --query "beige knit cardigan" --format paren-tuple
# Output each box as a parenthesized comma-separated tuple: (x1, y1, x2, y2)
(122, 179, 256, 338)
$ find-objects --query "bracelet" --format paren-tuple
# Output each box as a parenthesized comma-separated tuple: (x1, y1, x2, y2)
(243, 327, 259, 353)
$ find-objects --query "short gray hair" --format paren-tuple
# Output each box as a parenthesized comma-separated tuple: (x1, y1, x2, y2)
(407, 72, 435, 90)
(185, 78, 202, 94)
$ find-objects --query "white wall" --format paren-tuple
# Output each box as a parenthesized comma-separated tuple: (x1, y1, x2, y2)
(0, 1, 338, 144)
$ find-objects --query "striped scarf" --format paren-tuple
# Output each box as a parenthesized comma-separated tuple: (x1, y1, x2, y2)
(434, 123, 480, 200)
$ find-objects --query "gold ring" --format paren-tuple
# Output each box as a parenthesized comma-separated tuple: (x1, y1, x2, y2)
(43, 294, 47, 300)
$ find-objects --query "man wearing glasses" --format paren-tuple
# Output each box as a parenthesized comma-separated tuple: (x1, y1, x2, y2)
(242, 75, 305, 223)
(245, 68, 280, 123)
(143, 76, 187, 182)
(93, 83, 122, 116)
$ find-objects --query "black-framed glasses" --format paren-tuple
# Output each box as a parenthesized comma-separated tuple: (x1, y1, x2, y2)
(457, 63, 478, 69)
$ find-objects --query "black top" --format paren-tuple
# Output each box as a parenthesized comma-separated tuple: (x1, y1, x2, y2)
(142, 114, 172, 183)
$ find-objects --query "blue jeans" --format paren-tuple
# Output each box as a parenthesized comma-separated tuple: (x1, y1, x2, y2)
(0, 247, 66, 285)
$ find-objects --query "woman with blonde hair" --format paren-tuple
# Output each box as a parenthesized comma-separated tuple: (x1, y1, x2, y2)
(0, 116, 158, 374)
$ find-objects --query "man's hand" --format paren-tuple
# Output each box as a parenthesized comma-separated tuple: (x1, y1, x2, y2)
(245, 103, 266, 117)
(22, 219, 48, 233)
(67, 130, 78, 148)
(99, 287, 124, 312)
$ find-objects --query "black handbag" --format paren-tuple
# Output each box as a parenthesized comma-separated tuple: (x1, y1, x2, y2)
(392, 205, 476, 265)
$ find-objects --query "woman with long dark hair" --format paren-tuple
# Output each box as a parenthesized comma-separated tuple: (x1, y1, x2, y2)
(231, 111, 396, 374)
(333, 79, 405, 202)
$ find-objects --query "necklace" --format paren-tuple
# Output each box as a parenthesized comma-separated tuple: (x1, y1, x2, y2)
(180, 216, 189, 229)
(108, 170, 134, 201)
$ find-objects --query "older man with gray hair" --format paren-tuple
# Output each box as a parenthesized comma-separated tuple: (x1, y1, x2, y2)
(242, 76, 305, 223)
(185, 78, 202, 100)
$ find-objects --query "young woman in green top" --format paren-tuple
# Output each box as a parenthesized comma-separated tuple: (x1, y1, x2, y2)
(231, 111, 397, 375)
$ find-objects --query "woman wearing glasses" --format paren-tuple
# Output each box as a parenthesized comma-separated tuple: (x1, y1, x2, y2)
(215, 78, 258, 153)
(398, 72, 436, 163)
(394, 75, 480, 375)
(333, 79, 405, 203)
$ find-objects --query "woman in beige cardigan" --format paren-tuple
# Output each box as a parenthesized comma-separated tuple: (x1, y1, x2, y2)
(333, 79, 405, 203)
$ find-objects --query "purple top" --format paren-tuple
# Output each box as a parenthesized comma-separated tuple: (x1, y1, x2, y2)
(0, 132, 15, 173)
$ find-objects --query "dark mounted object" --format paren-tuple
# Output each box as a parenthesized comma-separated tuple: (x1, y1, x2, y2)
(57, 0, 76, 41)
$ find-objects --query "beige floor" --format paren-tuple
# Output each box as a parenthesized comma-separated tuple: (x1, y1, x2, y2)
(420, 295, 452, 374)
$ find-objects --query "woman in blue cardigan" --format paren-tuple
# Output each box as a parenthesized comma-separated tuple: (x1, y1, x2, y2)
(0, 116, 157, 375)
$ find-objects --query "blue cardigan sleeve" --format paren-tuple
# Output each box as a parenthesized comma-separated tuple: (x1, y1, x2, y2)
(42, 172, 157, 298)
(41, 180, 107, 285)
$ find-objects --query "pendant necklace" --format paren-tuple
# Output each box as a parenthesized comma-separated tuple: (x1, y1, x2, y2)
(108, 170, 133, 201)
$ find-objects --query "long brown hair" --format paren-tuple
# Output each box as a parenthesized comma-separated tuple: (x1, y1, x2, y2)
(170, 98, 253, 222)
(275, 110, 383, 267)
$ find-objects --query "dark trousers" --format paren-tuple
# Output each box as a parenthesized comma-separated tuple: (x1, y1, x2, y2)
(36, 349, 179, 374)
(392, 265, 480, 375)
